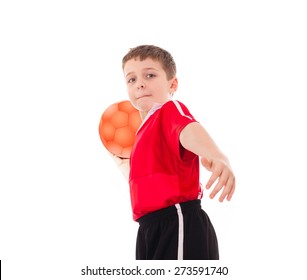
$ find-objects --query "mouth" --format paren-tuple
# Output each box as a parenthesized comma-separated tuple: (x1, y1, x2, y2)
(136, 95, 151, 100)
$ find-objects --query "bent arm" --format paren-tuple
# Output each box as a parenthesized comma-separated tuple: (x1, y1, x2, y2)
(108, 152, 130, 181)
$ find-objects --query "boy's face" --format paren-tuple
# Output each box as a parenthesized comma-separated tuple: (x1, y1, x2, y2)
(123, 58, 178, 117)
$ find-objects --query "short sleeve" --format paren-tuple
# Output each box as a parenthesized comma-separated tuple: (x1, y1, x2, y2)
(159, 100, 198, 161)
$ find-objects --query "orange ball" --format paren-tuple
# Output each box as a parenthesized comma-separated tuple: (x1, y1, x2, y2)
(99, 100, 142, 158)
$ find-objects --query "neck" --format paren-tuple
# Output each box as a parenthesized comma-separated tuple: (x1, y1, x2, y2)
(139, 102, 165, 120)
(139, 110, 147, 120)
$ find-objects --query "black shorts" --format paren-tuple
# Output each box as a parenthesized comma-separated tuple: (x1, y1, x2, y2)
(136, 200, 219, 260)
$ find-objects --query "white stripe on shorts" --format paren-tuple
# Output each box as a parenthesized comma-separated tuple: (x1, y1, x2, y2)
(175, 203, 184, 260)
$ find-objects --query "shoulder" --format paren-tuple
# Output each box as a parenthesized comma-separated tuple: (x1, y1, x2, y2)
(161, 100, 190, 113)
(160, 100, 194, 120)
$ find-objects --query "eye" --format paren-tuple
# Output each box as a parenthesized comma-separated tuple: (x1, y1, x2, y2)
(127, 77, 136, 84)
(146, 73, 156, 79)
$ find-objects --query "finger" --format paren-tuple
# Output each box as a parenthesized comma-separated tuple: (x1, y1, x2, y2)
(206, 174, 217, 190)
(226, 177, 236, 201)
(201, 157, 212, 171)
(209, 170, 229, 199)
(205, 164, 223, 189)
(218, 176, 235, 202)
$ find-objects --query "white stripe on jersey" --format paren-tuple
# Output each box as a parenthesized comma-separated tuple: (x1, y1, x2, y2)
(172, 100, 193, 120)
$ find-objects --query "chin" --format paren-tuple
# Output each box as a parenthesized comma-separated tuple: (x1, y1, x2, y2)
(135, 99, 153, 113)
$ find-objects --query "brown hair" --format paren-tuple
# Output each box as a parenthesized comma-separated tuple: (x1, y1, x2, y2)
(122, 45, 177, 80)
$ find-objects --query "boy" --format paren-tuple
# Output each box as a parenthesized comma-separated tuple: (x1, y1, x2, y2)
(114, 45, 235, 260)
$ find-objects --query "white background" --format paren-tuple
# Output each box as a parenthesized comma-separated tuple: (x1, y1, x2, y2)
(0, 0, 306, 279)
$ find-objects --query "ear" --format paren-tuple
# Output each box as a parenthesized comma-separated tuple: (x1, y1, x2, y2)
(169, 77, 178, 93)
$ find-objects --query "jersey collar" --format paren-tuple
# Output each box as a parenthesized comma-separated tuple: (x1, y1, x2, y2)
(136, 102, 164, 134)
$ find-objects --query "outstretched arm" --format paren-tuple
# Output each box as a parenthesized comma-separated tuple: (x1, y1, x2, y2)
(180, 122, 235, 202)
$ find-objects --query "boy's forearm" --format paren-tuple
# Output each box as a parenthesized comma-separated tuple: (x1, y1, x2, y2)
(179, 122, 225, 161)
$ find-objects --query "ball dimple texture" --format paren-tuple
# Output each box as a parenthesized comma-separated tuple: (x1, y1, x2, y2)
(114, 127, 135, 147)
(99, 100, 142, 158)
(129, 111, 142, 132)
(110, 111, 128, 128)
(101, 121, 115, 141)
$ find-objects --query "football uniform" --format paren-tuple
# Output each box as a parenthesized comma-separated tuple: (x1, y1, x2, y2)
(129, 100, 219, 260)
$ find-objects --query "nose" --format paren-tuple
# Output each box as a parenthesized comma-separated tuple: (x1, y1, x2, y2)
(136, 79, 145, 89)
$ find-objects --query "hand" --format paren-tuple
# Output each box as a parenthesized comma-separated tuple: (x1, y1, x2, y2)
(108, 152, 130, 181)
(201, 157, 235, 202)
(111, 153, 130, 166)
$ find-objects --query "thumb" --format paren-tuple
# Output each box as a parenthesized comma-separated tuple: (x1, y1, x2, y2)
(201, 157, 212, 171)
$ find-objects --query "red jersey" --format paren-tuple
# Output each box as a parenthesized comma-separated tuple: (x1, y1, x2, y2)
(129, 100, 203, 221)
